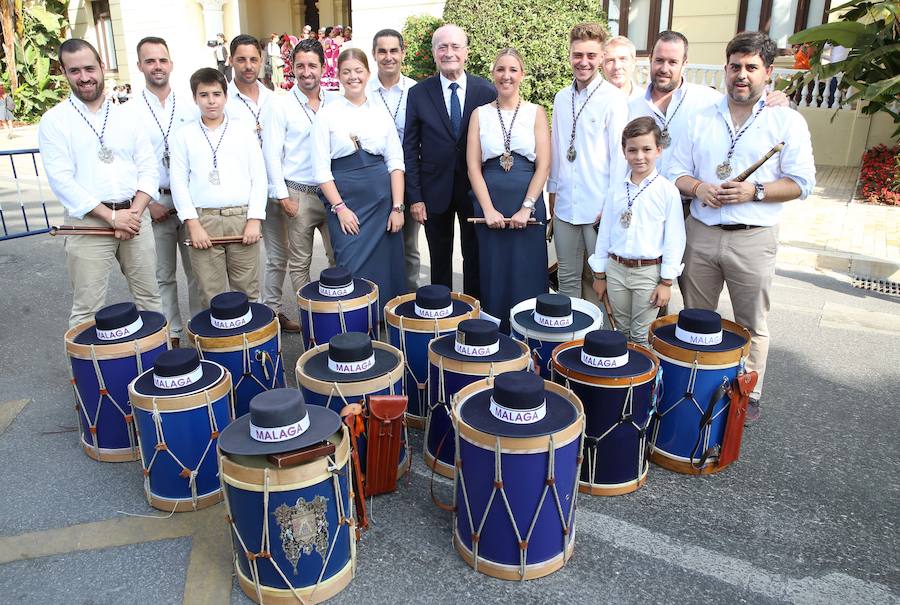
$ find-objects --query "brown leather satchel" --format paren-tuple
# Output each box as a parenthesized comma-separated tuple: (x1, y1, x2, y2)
(718, 371, 758, 469)
(365, 395, 407, 497)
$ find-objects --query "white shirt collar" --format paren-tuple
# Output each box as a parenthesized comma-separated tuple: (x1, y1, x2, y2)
(373, 75, 405, 93)
(291, 85, 324, 106)
(228, 80, 265, 104)
(716, 94, 766, 125)
(574, 73, 603, 97)
(199, 115, 228, 134)
(141, 88, 174, 110)
(440, 72, 467, 93)
(69, 94, 107, 115)
(624, 169, 659, 188)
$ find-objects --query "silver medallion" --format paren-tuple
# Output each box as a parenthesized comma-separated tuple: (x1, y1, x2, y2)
(659, 129, 671, 149)
(98, 146, 115, 163)
(716, 161, 732, 180)
(620, 209, 632, 228)
(500, 152, 514, 172)
(567, 145, 577, 162)
(162, 150, 170, 169)
(208, 169, 221, 185)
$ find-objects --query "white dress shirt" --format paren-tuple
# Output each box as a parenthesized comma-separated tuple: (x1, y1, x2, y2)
(588, 170, 686, 280)
(366, 74, 417, 141)
(668, 96, 816, 227)
(548, 76, 629, 224)
(312, 96, 405, 184)
(38, 95, 159, 219)
(169, 117, 267, 221)
(262, 87, 336, 199)
(629, 81, 723, 179)
(126, 89, 199, 196)
(477, 102, 538, 162)
(439, 72, 467, 118)
(226, 80, 273, 138)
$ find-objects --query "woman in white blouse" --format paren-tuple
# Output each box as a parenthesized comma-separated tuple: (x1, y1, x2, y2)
(313, 48, 405, 303)
(466, 48, 550, 331)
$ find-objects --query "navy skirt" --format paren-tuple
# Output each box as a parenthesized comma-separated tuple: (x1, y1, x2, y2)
(320, 150, 405, 305)
(471, 152, 549, 333)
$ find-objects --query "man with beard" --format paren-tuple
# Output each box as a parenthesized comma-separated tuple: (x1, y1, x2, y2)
(260, 39, 336, 316)
(127, 36, 201, 348)
(669, 31, 815, 423)
(39, 38, 162, 328)
(367, 29, 420, 292)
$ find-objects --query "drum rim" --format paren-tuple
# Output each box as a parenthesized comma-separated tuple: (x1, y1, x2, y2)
(234, 556, 354, 603)
(297, 277, 379, 312)
(295, 341, 404, 393)
(384, 292, 481, 332)
(452, 529, 575, 581)
(551, 341, 659, 386)
(129, 367, 232, 412)
(187, 317, 280, 353)
(649, 315, 751, 365)
(66, 320, 169, 359)
(427, 339, 530, 375)
(509, 297, 603, 342)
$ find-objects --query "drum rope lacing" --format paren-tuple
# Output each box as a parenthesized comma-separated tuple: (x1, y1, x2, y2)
(219, 440, 355, 605)
(396, 315, 437, 414)
(194, 327, 284, 408)
(302, 286, 377, 351)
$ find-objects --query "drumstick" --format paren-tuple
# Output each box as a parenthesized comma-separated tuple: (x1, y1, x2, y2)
(183, 235, 262, 247)
(49, 225, 116, 236)
(601, 292, 617, 332)
(702, 142, 785, 207)
(467, 218, 545, 226)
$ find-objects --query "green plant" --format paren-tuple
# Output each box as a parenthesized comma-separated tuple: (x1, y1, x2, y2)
(782, 0, 900, 137)
(401, 14, 443, 81)
(442, 0, 605, 113)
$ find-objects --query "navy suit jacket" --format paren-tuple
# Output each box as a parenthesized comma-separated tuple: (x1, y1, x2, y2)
(403, 72, 497, 214)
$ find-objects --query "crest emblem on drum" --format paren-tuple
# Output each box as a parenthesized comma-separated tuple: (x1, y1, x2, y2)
(272, 495, 329, 573)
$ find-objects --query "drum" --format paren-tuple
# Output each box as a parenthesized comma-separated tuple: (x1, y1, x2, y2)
(452, 372, 584, 580)
(424, 320, 530, 478)
(64, 303, 168, 462)
(297, 268, 380, 352)
(129, 349, 233, 512)
(188, 293, 285, 419)
(384, 286, 480, 428)
(551, 332, 660, 496)
(219, 397, 354, 605)
(295, 336, 408, 479)
(510, 294, 603, 379)
(648, 312, 751, 475)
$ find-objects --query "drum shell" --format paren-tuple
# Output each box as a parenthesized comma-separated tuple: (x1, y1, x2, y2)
(220, 426, 353, 604)
(188, 319, 285, 419)
(297, 279, 380, 352)
(424, 341, 530, 478)
(452, 379, 584, 580)
(129, 367, 233, 511)
(65, 321, 168, 462)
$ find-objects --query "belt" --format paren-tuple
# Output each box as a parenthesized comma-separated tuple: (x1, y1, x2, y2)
(159, 188, 172, 195)
(718, 223, 762, 231)
(198, 205, 247, 217)
(102, 200, 132, 210)
(609, 254, 662, 268)
(285, 180, 320, 195)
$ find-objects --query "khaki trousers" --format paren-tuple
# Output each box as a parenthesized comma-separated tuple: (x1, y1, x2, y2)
(65, 211, 162, 329)
(285, 190, 334, 296)
(402, 206, 422, 292)
(552, 215, 602, 308)
(153, 195, 201, 336)
(680, 216, 778, 398)
(189, 207, 261, 309)
(606, 259, 661, 346)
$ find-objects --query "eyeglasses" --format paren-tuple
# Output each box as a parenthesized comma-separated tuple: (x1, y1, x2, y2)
(435, 44, 467, 53)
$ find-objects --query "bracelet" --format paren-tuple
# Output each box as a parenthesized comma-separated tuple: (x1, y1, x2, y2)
(690, 180, 701, 198)
(593, 273, 606, 281)
(658, 279, 673, 287)
(331, 202, 345, 214)
(111, 208, 116, 225)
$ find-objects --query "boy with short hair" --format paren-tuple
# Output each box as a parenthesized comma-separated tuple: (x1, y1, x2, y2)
(589, 116, 685, 345)
(170, 67, 267, 308)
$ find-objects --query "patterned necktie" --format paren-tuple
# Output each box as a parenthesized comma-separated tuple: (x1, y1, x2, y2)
(449, 82, 461, 138)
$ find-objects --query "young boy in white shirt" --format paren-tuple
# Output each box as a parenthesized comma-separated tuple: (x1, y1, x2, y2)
(170, 67, 267, 308)
(589, 116, 686, 345)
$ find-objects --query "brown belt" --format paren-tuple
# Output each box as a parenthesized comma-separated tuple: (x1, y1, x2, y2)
(102, 200, 132, 210)
(609, 253, 662, 268)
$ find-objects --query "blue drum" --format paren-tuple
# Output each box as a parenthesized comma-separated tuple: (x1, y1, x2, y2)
(218, 390, 354, 604)
(297, 267, 380, 352)
(510, 294, 603, 379)
(64, 303, 168, 462)
(188, 292, 285, 419)
(130, 349, 233, 512)
(552, 331, 660, 495)
(648, 310, 751, 475)
(295, 333, 408, 478)
(425, 319, 530, 478)
(452, 372, 584, 580)
(384, 285, 480, 429)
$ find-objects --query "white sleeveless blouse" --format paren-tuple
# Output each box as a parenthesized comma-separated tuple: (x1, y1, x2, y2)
(477, 101, 538, 163)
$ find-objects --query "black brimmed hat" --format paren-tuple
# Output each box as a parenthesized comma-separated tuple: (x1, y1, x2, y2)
(301, 332, 400, 382)
(392, 284, 473, 319)
(555, 329, 653, 377)
(430, 319, 524, 363)
(458, 371, 578, 438)
(132, 348, 224, 396)
(73, 302, 166, 345)
(512, 293, 596, 334)
(218, 388, 342, 456)
(654, 309, 747, 352)
(189, 292, 274, 338)
(298, 266, 375, 302)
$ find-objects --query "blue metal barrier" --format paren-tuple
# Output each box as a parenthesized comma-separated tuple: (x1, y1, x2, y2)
(0, 148, 52, 241)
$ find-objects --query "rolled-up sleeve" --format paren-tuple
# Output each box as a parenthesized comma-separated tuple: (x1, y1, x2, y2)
(383, 115, 405, 173)
(588, 207, 612, 273)
(312, 109, 334, 185)
(660, 184, 686, 279)
(779, 111, 816, 200)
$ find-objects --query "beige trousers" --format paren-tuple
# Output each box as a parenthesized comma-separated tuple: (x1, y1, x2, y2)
(552, 215, 602, 308)
(285, 189, 334, 296)
(680, 216, 778, 398)
(65, 211, 162, 328)
(189, 206, 261, 309)
(402, 206, 422, 292)
(606, 259, 661, 346)
(152, 194, 201, 336)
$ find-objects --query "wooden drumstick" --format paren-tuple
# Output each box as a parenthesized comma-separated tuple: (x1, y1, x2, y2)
(183, 235, 263, 247)
(467, 218, 545, 226)
(601, 293, 617, 332)
(702, 142, 785, 207)
(49, 225, 116, 236)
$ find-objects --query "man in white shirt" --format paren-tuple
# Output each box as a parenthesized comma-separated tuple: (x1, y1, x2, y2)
(170, 68, 267, 308)
(669, 31, 816, 422)
(602, 36, 642, 101)
(548, 22, 628, 307)
(226, 35, 273, 145)
(261, 38, 335, 315)
(128, 36, 200, 348)
(368, 28, 420, 292)
(39, 38, 162, 328)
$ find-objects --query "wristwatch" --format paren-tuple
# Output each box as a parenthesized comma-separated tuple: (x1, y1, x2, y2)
(593, 272, 606, 281)
(753, 182, 765, 202)
(522, 197, 536, 216)
(392, 203, 405, 214)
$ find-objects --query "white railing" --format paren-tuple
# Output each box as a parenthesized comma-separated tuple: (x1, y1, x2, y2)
(634, 61, 853, 111)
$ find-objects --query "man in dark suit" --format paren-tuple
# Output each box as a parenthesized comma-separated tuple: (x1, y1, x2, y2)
(403, 24, 497, 297)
